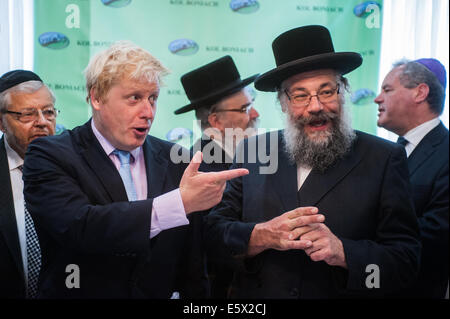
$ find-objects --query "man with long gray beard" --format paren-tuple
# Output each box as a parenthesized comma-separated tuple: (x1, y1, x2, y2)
(205, 25, 421, 298)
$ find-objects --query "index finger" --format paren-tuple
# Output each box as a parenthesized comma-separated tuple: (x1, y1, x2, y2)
(286, 206, 319, 219)
(211, 168, 249, 182)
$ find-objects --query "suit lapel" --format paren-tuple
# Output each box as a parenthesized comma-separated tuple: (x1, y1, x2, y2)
(298, 135, 363, 207)
(408, 122, 447, 176)
(143, 137, 168, 199)
(0, 137, 25, 279)
(268, 132, 298, 212)
(77, 121, 128, 202)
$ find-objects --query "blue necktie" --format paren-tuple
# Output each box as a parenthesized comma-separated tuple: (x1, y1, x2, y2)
(396, 136, 409, 147)
(112, 150, 138, 201)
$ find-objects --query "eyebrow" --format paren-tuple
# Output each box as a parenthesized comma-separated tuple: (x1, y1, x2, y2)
(20, 104, 54, 110)
(289, 82, 335, 93)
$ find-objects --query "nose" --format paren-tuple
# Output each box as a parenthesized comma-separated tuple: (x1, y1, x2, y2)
(34, 109, 48, 126)
(374, 92, 383, 104)
(306, 95, 323, 114)
(249, 106, 259, 119)
(141, 99, 155, 120)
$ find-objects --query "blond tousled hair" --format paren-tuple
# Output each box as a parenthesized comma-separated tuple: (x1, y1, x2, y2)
(84, 40, 169, 103)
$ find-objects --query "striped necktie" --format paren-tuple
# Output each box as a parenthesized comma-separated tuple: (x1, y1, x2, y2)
(18, 165, 41, 299)
(112, 150, 138, 201)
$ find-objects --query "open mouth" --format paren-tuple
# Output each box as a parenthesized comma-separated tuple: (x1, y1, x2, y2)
(309, 119, 328, 127)
(133, 127, 149, 136)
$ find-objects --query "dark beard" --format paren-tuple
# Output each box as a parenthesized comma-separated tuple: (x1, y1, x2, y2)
(283, 110, 356, 173)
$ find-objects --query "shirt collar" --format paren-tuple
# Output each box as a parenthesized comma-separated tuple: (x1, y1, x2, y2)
(403, 117, 440, 148)
(91, 119, 141, 160)
(4, 137, 23, 171)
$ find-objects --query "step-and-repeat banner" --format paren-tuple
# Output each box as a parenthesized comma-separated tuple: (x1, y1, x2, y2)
(34, 0, 383, 147)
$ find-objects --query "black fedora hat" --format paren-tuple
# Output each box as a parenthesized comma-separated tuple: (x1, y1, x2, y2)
(174, 55, 258, 115)
(254, 25, 363, 92)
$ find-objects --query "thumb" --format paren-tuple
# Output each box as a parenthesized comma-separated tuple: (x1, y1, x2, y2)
(185, 151, 203, 176)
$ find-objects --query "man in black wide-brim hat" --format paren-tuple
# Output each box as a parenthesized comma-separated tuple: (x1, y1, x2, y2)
(175, 55, 260, 171)
(205, 25, 421, 298)
(175, 56, 260, 298)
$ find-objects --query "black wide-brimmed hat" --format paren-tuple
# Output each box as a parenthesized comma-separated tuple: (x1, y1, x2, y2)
(174, 55, 258, 114)
(254, 25, 363, 92)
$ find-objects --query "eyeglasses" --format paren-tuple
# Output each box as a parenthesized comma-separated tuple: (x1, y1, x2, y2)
(2, 107, 60, 123)
(284, 84, 340, 108)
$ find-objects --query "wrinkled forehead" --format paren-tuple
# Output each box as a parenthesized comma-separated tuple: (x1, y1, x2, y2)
(382, 66, 404, 86)
(281, 69, 338, 91)
(9, 86, 54, 108)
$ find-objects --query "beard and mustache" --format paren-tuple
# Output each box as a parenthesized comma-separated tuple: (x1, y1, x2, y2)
(283, 107, 356, 173)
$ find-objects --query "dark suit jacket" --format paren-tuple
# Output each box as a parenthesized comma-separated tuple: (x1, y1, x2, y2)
(0, 137, 26, 298)
(191, 136, 233, 173)
(205, 130, 421, 298)
(22, 120, 207, 298)
(191, 137, 234, 298)
(407, 122, 449, 298)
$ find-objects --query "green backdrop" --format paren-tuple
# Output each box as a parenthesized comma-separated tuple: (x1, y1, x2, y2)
(34, 0, 383, 148)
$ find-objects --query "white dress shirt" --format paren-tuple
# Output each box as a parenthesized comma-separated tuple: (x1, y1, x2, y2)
(4, 138, 28, 284)
(402, 118, 440, 157)
(297, 164, 313, 191)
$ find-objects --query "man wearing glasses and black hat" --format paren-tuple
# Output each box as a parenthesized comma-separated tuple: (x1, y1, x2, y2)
(175, 56, 260, 298)
(205, 25, 421, 298)
(175, 55, 260, 172)
(0, 70, 57, 298)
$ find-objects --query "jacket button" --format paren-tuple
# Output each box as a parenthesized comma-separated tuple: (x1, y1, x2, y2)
(289, 288, 299, 297)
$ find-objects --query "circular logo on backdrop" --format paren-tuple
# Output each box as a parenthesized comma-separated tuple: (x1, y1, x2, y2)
(168, 39, 199, 56)
(38, 32, 70, 49)
(353, 1, 381, 18)
(351, 88, 376, 105)
(229, 0, 260, 14)
(101, 0, 132, 8)
(166, 128, 193, 142)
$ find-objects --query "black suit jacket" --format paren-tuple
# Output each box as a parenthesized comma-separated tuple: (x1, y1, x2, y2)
(191, 137, 234, 298)
(206, 130, 421, 298)
(407, 122, 449, 298)
(0, 137, 26, 298)
(22, 120, 207, 298)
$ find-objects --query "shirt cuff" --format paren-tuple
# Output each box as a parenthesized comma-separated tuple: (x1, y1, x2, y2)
(150, 188, 189, 238)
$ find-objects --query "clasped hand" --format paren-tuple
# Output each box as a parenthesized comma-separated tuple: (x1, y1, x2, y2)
(248, 206, 347, 268)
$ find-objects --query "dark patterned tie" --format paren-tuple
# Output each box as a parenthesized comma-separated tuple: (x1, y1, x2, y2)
(18, 165, 41, 299)
(396, 136, 409, 147)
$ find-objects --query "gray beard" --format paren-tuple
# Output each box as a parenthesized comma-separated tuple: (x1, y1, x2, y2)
(283, 109, 356, 173)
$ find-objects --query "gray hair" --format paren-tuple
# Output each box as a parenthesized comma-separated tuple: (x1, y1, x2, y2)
(195, 106, 212, 131)
(0, 80, 55, 112)
(393, 59, 445, 115)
